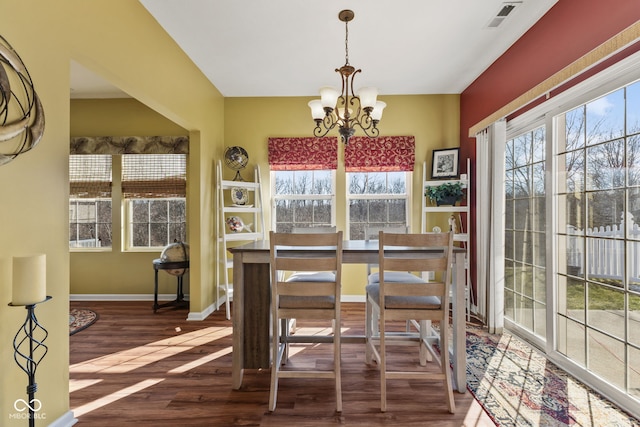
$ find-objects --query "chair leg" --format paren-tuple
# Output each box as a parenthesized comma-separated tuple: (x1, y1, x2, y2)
(440, 323, 456, 414)
(334, 312, 342, 413)
(419, 320, 428, 366)
(379, 318, 387, 413)
(269, 316, 281, 412)
(365, 295, 373, 364)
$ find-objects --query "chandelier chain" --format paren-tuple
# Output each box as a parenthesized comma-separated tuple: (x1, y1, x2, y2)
(344, 19, 349, 66)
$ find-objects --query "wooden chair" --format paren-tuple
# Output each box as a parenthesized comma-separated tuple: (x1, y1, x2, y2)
(268, 230, 343, 412)
(365, 231, 456, 413)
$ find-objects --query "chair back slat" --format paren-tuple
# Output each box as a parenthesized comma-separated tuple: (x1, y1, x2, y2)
(378, 231, 454, 304)
(291, 226, 337, 234)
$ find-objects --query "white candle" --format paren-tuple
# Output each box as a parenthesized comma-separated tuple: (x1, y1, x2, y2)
(12, 254, 46, 305)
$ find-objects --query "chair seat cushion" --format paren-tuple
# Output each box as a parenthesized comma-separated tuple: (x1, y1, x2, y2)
(279, 295, 335, 309)
(367, 271, 425, 284)
(287, 271, 336, 282)
(365, 283, 441, 309)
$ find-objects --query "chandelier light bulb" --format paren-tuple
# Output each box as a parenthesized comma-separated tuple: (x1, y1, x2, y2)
(358, 87, 378, 110)
(319, 86, 340, 110)
(308, 100, 325, 120)
(371, 101, 387, 122)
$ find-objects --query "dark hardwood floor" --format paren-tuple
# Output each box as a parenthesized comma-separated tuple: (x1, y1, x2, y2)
(69, 301, 495, 426)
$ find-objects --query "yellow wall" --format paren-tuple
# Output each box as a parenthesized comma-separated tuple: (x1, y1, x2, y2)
(0, 1, 223, 425)
(0, 1, 459, 423)
(70, 99, 190, 296)
(224, 94, 460, 294)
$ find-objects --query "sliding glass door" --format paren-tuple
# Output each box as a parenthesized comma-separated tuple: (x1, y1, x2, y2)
(555, 82, 640, 398)
(504, 126, 547, 339)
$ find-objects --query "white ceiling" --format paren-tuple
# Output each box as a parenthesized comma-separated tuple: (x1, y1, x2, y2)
(71, 0, 558, 99)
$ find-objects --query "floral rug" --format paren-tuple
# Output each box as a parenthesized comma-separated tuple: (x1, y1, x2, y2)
(466, 326, 640, 426)
(69, 308, 98, 335)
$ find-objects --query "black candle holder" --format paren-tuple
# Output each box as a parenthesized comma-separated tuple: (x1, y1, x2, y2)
(9, 296, 51, 427)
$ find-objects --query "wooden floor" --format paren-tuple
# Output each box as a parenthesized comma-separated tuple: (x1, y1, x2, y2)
(70, 301, 495, 426)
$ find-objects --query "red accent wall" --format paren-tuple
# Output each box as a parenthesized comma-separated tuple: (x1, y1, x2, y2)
(459, 0, 640, 297)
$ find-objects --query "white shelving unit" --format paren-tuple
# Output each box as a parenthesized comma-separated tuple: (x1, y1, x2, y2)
(421, 158, 473, 320)
(216, 159, 265, 319)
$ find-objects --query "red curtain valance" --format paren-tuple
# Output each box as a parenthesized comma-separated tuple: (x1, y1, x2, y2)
(345, 136, 415, 172)
(268, 137, 338, 170)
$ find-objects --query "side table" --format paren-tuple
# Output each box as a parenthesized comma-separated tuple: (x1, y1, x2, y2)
(152, 258, 189, 313)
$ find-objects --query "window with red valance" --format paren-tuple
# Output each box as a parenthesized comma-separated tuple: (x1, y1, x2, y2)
(344, 136, 415, 172)
(268, 137, 338, 170)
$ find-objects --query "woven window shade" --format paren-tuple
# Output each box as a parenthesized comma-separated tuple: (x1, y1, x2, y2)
(69, 155, 112, 198)
(122, 154, 186, 198)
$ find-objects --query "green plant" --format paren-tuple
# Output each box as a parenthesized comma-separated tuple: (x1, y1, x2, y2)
(424, 182, 465, 204)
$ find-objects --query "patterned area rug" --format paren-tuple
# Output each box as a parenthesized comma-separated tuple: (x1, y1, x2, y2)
(466, 326, 640, 426)
(69, 308, 98, 336)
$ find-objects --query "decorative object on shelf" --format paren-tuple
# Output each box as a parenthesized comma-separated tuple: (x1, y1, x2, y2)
(160, 241, 189, 276)
(230, 186, 248, 205)
(8, 254, 50, 427)
(432, 226, 442, 233)
(425, 181, 465, 206)
(308, 10, 386, 145)
(431, 148, 460, 179)
(226, 216, 244, 233)
(448, 214, 458, 233)
(224, 146, 249, 181)
(0, 35, 45, 166)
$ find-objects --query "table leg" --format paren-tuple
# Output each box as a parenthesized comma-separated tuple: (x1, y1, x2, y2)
(231, 257, 271, 390)
(232, 252, 245, 389)
(452, 251, 467, 392)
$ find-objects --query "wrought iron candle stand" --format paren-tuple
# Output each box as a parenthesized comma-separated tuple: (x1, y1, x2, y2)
(9, 296, 51, 427)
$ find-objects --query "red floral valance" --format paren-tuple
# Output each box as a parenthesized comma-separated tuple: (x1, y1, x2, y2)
(345, 136, 415, 172)
(268, 137, 338, 170)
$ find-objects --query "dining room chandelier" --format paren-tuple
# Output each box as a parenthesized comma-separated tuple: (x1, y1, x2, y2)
(308, 10, 386, 145)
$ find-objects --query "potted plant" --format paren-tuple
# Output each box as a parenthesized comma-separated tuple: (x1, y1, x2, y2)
(425, 182, 465, 206)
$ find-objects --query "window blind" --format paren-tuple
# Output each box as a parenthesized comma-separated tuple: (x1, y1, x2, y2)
(345, 136, 415, 172)
(268, 137, 338, 170)
(69, 155, 112, 198)
(122, 154, 186, 198)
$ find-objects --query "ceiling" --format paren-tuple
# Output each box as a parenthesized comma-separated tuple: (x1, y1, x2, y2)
(71, 0, 558, 99)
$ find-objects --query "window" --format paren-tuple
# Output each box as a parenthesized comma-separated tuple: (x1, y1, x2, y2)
(268, 137, 338, 232)
(345, 136, 415, 239)
(347, 171, 409, 240)
(122, 154, 187, 249)
(69, 155, 112, 248)
(272, 169, 335, 232)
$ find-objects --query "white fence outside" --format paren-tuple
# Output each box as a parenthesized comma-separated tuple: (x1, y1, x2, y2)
(567, 212, 640, 284)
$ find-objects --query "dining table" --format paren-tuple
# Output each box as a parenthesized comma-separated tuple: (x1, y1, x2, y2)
(228, 239, 467, 393)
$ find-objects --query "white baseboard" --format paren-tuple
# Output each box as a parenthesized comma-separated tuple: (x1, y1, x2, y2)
(69, 294, 222, 321)
(47, 410, 78, 427)
(70, 294, 186, 301)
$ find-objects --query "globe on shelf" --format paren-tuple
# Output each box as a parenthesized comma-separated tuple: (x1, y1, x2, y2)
(224, 146, 249, 181)
(160, 241, 189, 276)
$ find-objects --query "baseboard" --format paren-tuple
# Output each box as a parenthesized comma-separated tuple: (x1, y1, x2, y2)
(70, 294, 188, 301)
(47, 410, 77, 427)
(69, 294, 222, 321)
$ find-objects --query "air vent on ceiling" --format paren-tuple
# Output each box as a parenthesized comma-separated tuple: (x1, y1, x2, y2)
(487, 1, 522, 28)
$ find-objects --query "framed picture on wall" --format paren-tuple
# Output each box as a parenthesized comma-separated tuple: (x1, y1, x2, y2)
(431, 148, 459, 179)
